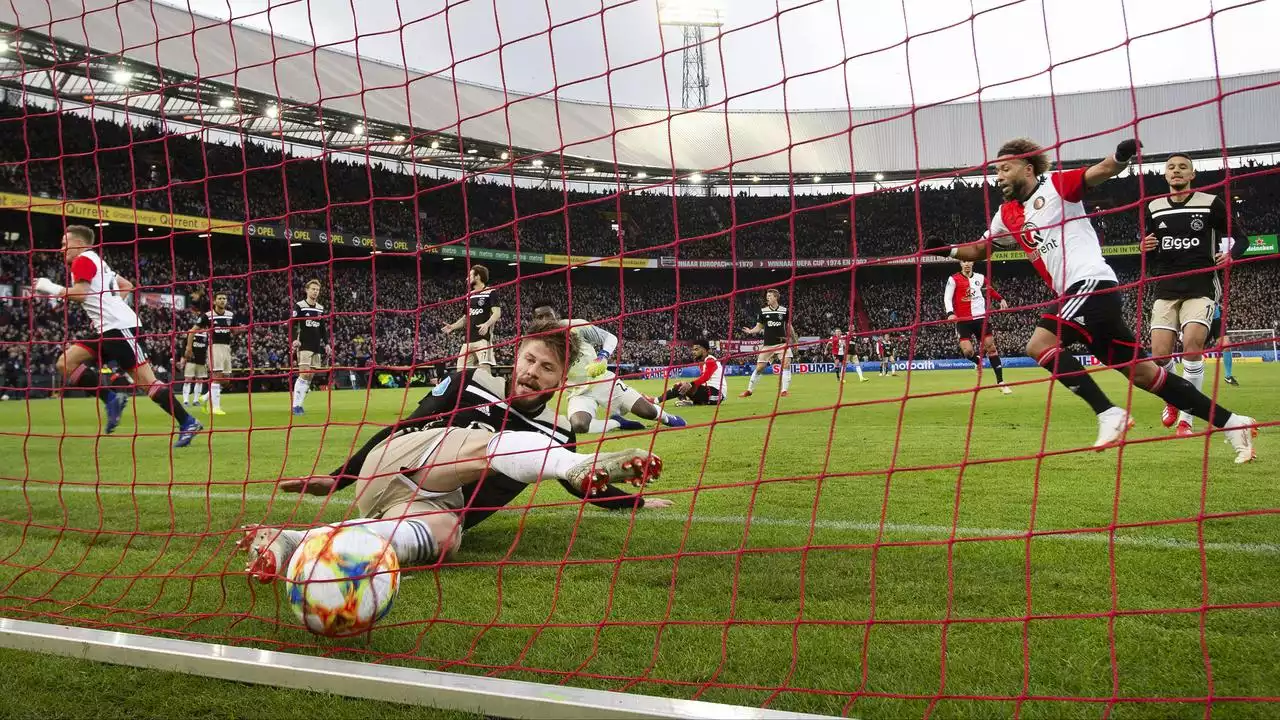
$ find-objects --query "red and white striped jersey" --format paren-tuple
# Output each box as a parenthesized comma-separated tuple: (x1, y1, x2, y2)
(829, 334, 847, 356)
(985, 167, 1117, 296)
(692, 355, 725, 396)
(70, 250, 137, 332)
(944, 271, 1003, 319)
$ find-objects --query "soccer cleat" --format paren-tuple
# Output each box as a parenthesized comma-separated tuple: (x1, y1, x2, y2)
(174, 418, 202, 448)
(104, 392, 128, 435)
(663, 415, 687, 428)
(780, 390, 790, 398)
(1223, 415, 1258, 464)
(1160, 403, 1178, 428)
(1175, 420, 1194, 437)
(1225, 376, 1240, 386)
(610, 414, 646, 431)
(564, 449, 663, 495)
(237, 525, 304, 584)
(203, 403, 227, 416)
(860, 377, 870, 383)
(739, 389, 753, 398)
(998, 383, 1013, 395)
(1093, 408, 1134, 450)
(292, 405, 305, 415)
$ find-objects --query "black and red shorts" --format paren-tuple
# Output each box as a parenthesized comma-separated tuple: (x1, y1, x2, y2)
(75, 327, 150, 371)
(1037, 280, 1144, 367)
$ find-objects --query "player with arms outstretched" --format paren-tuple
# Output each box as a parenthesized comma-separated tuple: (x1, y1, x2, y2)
(290, 279, 330, 415)
(31, 225, 201, 447)
(932, 138, 1256, 462)
(530, 306, 684, 433)
(186, 291, 237, 416)
(652, 340, 726, 406)
(1141, 152, 1250, 435)
(243, 318, 667, 580)
(740, 289, 795, 397)
(945, 261, 1012, 394)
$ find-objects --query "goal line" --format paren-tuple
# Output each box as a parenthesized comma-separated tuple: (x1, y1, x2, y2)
(0, 618, 829, 720)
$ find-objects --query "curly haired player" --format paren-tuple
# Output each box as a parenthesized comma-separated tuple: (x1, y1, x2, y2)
(931, 138, 1256, 462)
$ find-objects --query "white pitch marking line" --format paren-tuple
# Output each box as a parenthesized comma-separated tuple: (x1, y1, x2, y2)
(2, 483, 1278, 556)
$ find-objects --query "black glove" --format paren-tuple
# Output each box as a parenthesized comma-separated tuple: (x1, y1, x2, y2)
(924, 236, 954, 258)
(1115, 138, 1142, 164)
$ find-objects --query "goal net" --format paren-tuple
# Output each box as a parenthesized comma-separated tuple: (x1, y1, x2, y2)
(1, 0, 1278, 717)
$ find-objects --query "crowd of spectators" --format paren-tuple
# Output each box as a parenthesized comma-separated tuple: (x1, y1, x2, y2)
(1, 102, 1277, 389)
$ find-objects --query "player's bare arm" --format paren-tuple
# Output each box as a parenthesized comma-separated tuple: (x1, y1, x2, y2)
(184, 324, 199, 359)
(1083, 139, 1140, 188)
(115, 275, 134, 299)
(480, 305, 501, 335)
(741, 322, 763, 336)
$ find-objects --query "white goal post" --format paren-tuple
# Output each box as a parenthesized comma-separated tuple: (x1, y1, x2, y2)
(1224, 328, 1279, 362)
(0, 618, 835, 720)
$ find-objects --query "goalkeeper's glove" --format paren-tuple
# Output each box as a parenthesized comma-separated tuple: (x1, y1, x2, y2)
(1114, 138, 1142, 164)
(586, 352, 610, 378)
(33, 277, 66, 296)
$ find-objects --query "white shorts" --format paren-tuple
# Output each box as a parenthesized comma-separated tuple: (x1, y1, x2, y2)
(183, 362, 208, 380)
(210, 344, 233, 374)
(566, 373, 644, 417)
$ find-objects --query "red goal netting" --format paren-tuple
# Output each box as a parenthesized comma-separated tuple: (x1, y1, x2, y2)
(1, 0, 1278, 716)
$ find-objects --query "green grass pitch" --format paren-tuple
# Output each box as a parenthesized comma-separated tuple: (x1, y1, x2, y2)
(0, 364, 1276, 719)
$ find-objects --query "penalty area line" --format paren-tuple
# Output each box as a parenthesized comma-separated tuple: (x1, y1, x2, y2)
(1, 483, 1278, 556)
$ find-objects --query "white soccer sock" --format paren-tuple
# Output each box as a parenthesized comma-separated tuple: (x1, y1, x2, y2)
(486, 431, 581, 484)
(854, 364, 864, 380)
(781, 368, 792, 391)
(588, 417, 622, 434)
(210, 382, 222, 410)
(1179, 360, 1205, 425)
(292, 377, 310, 407)
(182, 382, 192, 402)
(748, 368, 760, 392)
(660, 411, 678, 425)
(348, 518, 441, 566)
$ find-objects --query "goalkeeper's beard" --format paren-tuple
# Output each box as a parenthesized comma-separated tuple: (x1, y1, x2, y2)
(510, 376, 554, 415)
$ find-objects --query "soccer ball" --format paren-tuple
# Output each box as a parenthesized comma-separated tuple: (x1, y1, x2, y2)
(285, 525, 400, 637)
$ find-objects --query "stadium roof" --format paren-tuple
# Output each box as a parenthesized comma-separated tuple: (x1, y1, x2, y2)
(3, 0, 1280, 186)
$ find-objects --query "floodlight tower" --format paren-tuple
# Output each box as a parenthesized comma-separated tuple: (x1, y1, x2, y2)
(658, 0, 725, 109)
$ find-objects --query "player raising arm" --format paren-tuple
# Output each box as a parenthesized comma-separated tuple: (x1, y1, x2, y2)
(243, 318, 666, 580)
(740, 288, 796, 397)
(32, 225, 201, 447)
(929, 138, 1256, 462)
(944, 260, 1012, 393)
(530, 306, 685, 433)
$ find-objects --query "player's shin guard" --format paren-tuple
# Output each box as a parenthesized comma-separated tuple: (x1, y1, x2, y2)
(67, 364, 114, 402)
(292, 377, 310, 407)
(989, 353, 1005, 384)
(210, 382, 222, 410)
(354, 518, 444, 567)
(182, 382, 192, 403)
(1147, 365, 1233, 428)
(1036, 347, 1114, 415)
(147, 383, 193, 424)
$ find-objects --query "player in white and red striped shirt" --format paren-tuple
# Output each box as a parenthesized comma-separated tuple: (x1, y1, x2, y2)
(653, 340, 725, 406)
(944, 261, 1012, 394)
(32, 225, 201, 447)
(829, 329, 865, 383)
(932, 138, 1256, 462)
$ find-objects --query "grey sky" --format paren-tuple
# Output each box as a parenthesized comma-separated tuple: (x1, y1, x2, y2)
(177, 0, 1279, 110)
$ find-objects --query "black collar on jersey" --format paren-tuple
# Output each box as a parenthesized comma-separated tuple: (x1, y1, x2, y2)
(1017, 176, 1047, 204)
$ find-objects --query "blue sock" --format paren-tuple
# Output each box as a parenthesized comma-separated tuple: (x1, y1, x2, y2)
(1222, 350, 1234, 378)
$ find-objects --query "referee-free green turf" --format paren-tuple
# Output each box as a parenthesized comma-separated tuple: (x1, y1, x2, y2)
(0, 364, 1276, 719)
